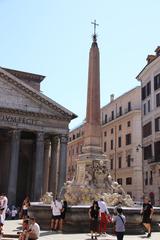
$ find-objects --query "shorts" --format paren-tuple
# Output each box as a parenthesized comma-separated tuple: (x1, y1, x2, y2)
(52, 215, 61, 220)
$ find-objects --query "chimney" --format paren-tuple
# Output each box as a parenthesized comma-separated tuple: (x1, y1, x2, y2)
(146, 55, 156, 64)
(155, 46, 160, 56)
(110, 94, 114, 102)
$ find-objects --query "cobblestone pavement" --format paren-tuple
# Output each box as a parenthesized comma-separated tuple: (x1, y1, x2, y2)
(3, 220, 160, 240)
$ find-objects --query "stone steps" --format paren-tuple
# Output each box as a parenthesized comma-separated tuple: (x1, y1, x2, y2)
(2, 233, 19, 239)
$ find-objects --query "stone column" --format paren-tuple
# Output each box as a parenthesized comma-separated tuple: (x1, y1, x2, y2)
(43, 139, 50, 194)
(8, 129, 21, 205)
(57, 134, 68, 196)
(33, 132, 44, 201)
(48, 136, 58, 196)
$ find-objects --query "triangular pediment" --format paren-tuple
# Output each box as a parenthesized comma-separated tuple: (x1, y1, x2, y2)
(0, 68, 77, 121)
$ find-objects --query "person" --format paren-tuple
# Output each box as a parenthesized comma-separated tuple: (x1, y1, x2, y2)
(112, 207, 126, 240)
(50, 197, 62, 232)
(27, 217, 40, 240)
(0, 208, 4, 240)
(140, 196, 154, 238)
(0, 193, 8, 220)
(21, 196, 30, 219)
(98, 198, 110, 235)
(18, 219, 29, 240)
(88, 201, 100, 240)
(11, 205, 18, 220)
(59, 199, 67, 232)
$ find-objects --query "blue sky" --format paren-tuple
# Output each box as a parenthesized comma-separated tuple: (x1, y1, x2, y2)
(0, 0, 160, 129)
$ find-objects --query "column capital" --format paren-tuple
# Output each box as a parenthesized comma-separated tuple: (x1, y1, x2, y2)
(9, 129, 21, 140)
(50, 135, 59, 145)
(60, 134, 68, 144)
(36, 132, 44, 142)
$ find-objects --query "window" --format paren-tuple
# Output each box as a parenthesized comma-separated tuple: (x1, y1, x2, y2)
(110, 159, 113, 170)
(144, 144, 152, 160)
(156, 93, 160, 107)
(80, 145, 83, 153)
(147, 81, 151, 96)
(104, 131, 107, 136)
(118, 157, 122, 168)
(128, 102, 131, 112)
(111, 140, 114, 150)
(126, 177, 132, 185)
(143, 103, 146, 115)
(105, 114, 108, 123)
(111, 128, 114, 134)
(118, 137, 122, 148)
(154, 73, 160, 90)
(76, 146, 79, 154)
(73, 134, 75, 140)
(154, 141, 160, 162)
(142, 86, 146, 100)
(127, 121, 131, 127)
(145, 172, 148, 185)
(104, 142, 107, 152)
(126, 133, 131, 145)
(119, 125, 122, 131)
(143, 122, 152, 138)
(142, 81, 151, 100)
(148, 100, 151, 112)
(119, 106, 122, 116)
(117, 178, 122, 185)
(127, 155, 131, 167)
(155, 117, 160, 132)
(111, 111, 114, 120)
(150, 171, 153, 185)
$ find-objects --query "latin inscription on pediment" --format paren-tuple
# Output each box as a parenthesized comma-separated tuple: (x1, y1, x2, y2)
(0, 114, 38, 125)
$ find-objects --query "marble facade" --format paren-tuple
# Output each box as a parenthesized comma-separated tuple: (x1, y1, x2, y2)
(0, 67, 76, 206)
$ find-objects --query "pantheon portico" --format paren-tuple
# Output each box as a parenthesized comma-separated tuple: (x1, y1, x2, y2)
(0, 67, 76, 206)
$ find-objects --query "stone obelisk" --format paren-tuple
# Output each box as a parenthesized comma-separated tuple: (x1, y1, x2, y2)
(76, 21, 108, 187)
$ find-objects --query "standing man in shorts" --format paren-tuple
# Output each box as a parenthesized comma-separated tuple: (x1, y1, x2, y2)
(141, 197, 154, 238)
(50, 197, 62, 232)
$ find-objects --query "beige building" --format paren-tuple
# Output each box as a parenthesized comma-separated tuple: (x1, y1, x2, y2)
(137, 47, 160, 206)
(68, 86, 143, 201)
(67, 124, 84, 180)
(101, 87, 143, 201)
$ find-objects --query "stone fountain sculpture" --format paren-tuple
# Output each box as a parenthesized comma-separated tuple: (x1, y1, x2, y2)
(63, 167, 134, 207)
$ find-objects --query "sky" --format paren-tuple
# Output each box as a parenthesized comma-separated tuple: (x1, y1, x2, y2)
(0, 0, 160, 129)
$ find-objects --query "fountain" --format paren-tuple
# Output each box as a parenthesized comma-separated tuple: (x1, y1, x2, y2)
(28, 26, 160, 234)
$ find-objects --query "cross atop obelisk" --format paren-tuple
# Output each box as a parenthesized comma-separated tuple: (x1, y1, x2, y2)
(91, 19, 99, 35)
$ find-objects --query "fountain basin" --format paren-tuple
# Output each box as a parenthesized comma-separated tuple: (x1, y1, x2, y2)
(28, 203, 160, 234)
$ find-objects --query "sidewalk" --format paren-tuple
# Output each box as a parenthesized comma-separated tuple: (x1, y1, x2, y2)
(2, 220, 160, 240)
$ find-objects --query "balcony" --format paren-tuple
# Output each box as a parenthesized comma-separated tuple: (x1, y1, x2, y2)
(148, 156, 160, 165)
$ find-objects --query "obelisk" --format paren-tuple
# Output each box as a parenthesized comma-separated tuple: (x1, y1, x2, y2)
(76, 21, 108, 187)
